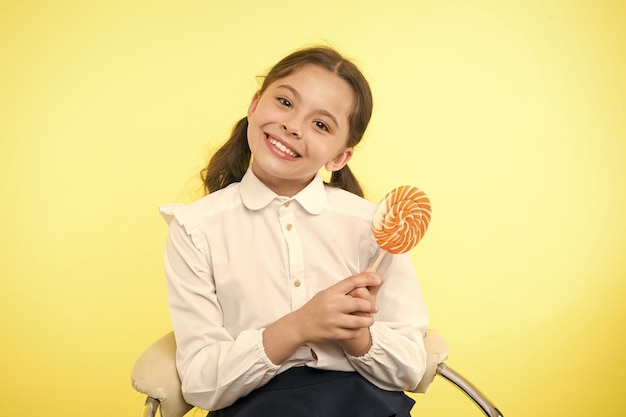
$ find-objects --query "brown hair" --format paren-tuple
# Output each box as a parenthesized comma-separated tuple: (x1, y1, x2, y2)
(201, 46, 373, 197)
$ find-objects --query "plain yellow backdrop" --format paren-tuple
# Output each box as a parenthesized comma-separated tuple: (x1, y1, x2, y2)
(1, 1, 624, 416)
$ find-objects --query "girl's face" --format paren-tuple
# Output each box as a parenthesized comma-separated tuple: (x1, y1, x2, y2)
(247, 64, 355, 197)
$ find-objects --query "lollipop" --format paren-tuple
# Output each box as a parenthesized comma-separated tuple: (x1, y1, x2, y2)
(369, 185, 431, 271)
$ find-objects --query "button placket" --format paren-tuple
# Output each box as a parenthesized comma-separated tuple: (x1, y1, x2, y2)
(278, 201, 306, 308)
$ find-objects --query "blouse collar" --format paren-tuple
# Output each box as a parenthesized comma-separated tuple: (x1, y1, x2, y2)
(240, 167, 326, 215)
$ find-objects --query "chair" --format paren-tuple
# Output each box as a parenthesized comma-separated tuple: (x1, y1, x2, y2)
(131, 331, 503, 417)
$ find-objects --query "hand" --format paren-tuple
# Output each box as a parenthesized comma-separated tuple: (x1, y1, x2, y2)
(262, 273, 382, 365)
(295, 273, 382, 343)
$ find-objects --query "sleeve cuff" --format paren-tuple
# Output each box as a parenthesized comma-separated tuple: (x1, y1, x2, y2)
(255, 329, 281, 371)
(346, 324, 382, 362)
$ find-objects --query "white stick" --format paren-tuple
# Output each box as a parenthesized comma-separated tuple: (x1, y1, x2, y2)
(368, 251, 387, 272)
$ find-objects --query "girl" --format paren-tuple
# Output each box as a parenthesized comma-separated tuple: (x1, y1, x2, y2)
(160, 46, 429, 417)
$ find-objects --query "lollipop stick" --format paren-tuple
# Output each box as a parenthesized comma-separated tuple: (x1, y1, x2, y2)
(369, 251, 387, 272)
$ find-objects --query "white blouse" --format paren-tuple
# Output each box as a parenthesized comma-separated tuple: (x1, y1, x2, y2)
(161, 168, 429, 411)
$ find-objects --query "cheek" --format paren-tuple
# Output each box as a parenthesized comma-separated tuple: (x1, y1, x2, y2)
(246, 123, 261, 151)
(248, 106, 274, 126)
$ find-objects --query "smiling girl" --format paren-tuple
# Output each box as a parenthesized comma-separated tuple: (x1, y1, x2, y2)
(161, 46, 429, 417)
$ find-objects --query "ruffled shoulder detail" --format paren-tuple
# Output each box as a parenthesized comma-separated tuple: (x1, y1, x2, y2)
(159, 203, 208, 256)
(159, 203, 184, 225)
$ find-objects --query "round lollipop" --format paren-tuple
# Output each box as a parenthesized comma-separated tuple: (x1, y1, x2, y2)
(369, 185, 431, 271)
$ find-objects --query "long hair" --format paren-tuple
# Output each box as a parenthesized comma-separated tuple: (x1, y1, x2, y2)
(201, 46, 373, 197)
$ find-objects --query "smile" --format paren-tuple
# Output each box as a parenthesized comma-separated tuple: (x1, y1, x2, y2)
(267, 136, 301, 158)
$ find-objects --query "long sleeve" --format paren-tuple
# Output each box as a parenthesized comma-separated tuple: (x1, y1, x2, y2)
(346, 252, 429, 392)
(163, 211, 280, 411)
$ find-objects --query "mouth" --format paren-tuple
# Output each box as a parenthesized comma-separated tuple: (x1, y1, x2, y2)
(266, 135, 301, 159)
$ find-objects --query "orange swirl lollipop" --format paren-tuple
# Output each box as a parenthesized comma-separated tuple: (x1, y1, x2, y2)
(370, 185, 431, 271)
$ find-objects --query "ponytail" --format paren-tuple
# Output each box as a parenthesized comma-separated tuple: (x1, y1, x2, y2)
(329, 165, 364, 198)
(201, 117, 251, 194)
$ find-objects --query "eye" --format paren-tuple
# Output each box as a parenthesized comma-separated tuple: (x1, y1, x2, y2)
(314, 121, 329, 131)
(277, 97, 292, 108)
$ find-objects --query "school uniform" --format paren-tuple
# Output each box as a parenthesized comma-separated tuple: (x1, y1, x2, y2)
(161, 168, 429, 415)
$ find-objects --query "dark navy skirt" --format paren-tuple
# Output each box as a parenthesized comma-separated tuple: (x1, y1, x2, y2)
(208, 367, 415, 417)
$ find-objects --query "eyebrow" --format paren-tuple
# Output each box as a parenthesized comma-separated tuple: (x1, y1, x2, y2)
(276, 84, 340, 129)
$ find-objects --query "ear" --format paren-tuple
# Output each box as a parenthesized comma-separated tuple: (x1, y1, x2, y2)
(247, 92, 260, 117)
(325, 147, 354, 172)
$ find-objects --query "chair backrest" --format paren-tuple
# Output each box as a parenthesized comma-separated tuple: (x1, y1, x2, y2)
(131, 332, 193, 417)
(417, 330, 449, 392)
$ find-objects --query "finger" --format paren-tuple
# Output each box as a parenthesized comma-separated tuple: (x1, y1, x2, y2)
(364, 272, 384, 297)
(335, 273, 382, 294)
(348, 287, 370, 299)
(330, 327, 367, 340)
(347, 314, 375, 329)
(368, 283, 382, 298)
(343, 296, 377, 315)
(347, 274, 384, 300)
(336, 313, 375, 330)
(362, 271, 384, 285)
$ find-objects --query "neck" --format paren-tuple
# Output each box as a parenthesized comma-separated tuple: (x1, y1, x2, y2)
(250, 165, 315, 197)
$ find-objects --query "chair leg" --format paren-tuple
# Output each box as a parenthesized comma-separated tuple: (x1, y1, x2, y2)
(141, 397, 160, 417)
(436, 363, 503, 417)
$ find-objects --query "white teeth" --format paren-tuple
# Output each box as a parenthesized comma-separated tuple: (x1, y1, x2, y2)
(268, 138, 299, 157)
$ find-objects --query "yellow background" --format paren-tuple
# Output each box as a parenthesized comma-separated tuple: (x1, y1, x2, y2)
(1, 1, 624, 416)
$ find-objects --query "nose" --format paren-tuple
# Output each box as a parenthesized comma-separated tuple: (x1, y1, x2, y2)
(281, 119, 302, 138)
